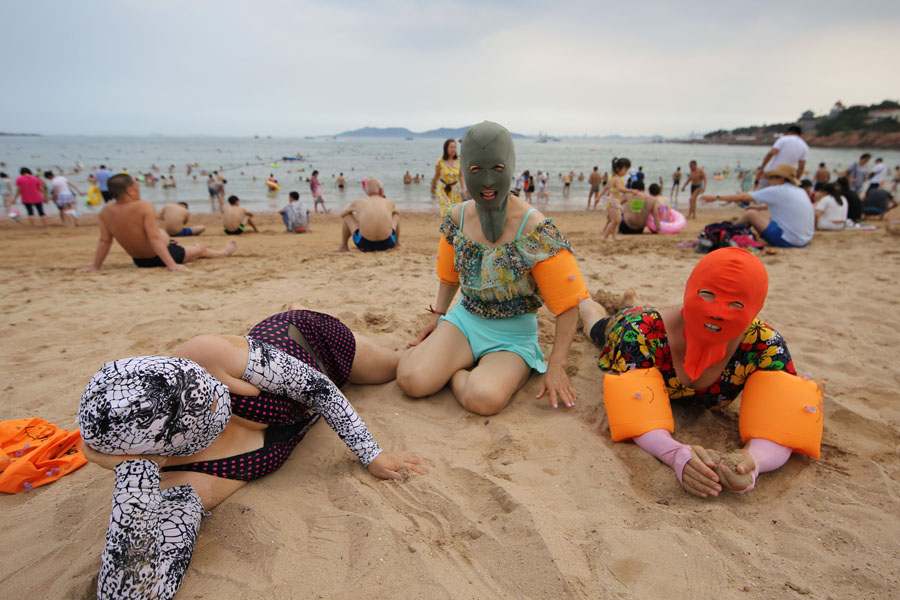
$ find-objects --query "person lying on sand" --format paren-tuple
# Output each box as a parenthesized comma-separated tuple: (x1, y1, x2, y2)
(78, 305, 426, 600)
(159, 202, 205, 237)
(76, 174, 235, 272)
(334, 177, 401, 252)
(579, 248, 823, 498)
(397, 121, 589, 416)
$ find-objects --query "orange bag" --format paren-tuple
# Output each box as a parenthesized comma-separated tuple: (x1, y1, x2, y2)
(531, 249, 590, 315)
(603, 368, 674, 441)
(0, 419, 88, 494)
(739, 370, 824, 459)
(436, 233, 459, 285)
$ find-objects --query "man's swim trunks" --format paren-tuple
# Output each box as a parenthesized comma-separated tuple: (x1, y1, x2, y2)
(691, 184, 703, 193)
(171, 227, 194, 237)
(591, 185, 600, 193)
(353, 229, 396, 252)
(132, 241, 186, 268)
(224, 224, 245, 235)
(618, 220, 644, 235)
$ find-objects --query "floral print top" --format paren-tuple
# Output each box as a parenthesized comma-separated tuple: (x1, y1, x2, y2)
(597, 307, 795, 409)
(440, 213, 572, 319)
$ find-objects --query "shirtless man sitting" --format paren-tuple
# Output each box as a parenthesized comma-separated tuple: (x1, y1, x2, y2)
(222, 195, 258, 235)
(334, 178, 400, 252)
(76, 174, 235, 272)
(680, 160, 706, 219)
(159, 202, 205, 237)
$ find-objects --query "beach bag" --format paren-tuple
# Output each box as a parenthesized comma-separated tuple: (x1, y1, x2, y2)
(695, 222, 764, 254)
(0, 418, 87, 494)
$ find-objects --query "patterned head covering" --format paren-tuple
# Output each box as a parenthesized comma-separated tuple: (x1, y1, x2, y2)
(78, 356, 231, 456)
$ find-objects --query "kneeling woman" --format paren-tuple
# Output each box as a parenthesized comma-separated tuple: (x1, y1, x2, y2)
(79, 307, 425, 600)
(397, 121, 589, 415)
(579, 248, 823, 497)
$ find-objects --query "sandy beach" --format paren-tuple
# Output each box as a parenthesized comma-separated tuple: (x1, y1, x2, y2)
(1, 208, 898, 599)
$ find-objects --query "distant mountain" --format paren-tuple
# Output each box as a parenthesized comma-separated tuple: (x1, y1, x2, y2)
(335, 125, 527, 139)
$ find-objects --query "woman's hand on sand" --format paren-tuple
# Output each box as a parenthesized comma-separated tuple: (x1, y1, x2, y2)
(367, 452, 429, 480)
(81, 444, 168, 471)
(408, 315, 440, 348)
(167, 264, 188, 272)
(536, 364, 577, 409)
(75, 266, 98, 273)
(681, 445, 722, 498)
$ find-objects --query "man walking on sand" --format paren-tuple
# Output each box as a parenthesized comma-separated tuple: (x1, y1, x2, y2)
(77, 174, 235, 272)
(681, 160, 706, 219)
(335, 178, 400, 252)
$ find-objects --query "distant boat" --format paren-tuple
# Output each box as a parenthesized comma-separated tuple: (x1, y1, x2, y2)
(535, 131, 561, 143)
(281, 156, 304, 161)
(405, 137, 414, 141)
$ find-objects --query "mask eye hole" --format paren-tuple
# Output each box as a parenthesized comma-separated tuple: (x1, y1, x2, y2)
(492, 164, 505, 172)
(698, 289, 715, 302)
(728, 301, 744, 310)
(468, 165, 482, 173)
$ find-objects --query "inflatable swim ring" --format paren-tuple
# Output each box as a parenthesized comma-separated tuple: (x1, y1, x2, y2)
(86, 185, 102, 206)
(266, 181, 280, 191)
(646, 205, 686, 234)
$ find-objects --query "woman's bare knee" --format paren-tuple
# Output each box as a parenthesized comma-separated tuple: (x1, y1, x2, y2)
(396, 360, 443, 398)
(459, 386, 510, 416)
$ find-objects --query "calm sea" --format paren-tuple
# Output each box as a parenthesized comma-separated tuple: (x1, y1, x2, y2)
(2, 136, 897, 214)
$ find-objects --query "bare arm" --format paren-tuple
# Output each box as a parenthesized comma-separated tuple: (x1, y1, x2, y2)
(797, 159, 806, 178)
(758, 148, 778, 172)
(339, 199, 359, 218)
(77, 217, 114, 272)
(537, 306, 579, 408)
(431, 163, 441, 194)
(700, 192, 755, 204)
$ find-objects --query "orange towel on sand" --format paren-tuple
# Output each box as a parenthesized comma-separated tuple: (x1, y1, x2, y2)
(0, 418, 88, 494)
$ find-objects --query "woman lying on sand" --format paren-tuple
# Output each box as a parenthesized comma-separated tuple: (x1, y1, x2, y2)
(397, 121, 589, 415)
(78, 306, 425, 600)
(579, 248, 823, 498)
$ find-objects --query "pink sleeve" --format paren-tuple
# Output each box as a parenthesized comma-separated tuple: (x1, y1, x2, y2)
(633, 429, 694, 483)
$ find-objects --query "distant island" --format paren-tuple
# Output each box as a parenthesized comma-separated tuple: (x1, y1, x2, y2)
(695, 100, 900, 149)
(0, 132, 41, 137)
(334, 126, 528, 139)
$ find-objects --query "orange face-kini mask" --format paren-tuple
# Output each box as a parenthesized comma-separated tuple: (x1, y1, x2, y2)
(681, 248, 768, 381)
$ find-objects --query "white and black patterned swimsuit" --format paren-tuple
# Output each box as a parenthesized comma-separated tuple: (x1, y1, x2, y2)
(160, 310, 368, 481)
(97, 312, 382, 600)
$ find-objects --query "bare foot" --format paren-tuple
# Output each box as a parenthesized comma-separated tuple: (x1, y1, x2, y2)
(224, 240, 237, 256)
(288, 301, 308, 310)
(333, 246, 349, 253)
(621, 289, 638, 307)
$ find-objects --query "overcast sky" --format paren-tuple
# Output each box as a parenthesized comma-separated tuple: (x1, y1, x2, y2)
(3, 0, 898, 137)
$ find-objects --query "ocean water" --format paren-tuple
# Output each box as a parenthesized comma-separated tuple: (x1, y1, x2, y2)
(2, 135, 897, 215)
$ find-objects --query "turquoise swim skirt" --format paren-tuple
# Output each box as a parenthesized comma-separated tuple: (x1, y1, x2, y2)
(440, 303, 546, 373)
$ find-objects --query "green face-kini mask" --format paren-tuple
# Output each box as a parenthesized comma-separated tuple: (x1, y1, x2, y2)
(461, 121, 516, 243)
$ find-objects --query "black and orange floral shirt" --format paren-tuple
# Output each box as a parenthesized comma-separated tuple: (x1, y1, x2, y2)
(597, 307, 796, 409)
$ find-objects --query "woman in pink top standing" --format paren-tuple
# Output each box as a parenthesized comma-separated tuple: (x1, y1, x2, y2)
(14, 168, 48, 228)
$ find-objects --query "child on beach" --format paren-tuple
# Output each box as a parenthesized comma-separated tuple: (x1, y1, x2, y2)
(45, 170, 82, 227)
(601, 157, 644, 242)
(223, 195, 258, 235)
(310, 170, 330, 214)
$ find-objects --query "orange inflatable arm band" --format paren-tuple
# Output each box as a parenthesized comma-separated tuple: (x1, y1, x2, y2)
(436, 233, 459, 285)
(603, 368, 674, 442)
(532, 249, 590, 315)
(739, 370, 823, 459)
